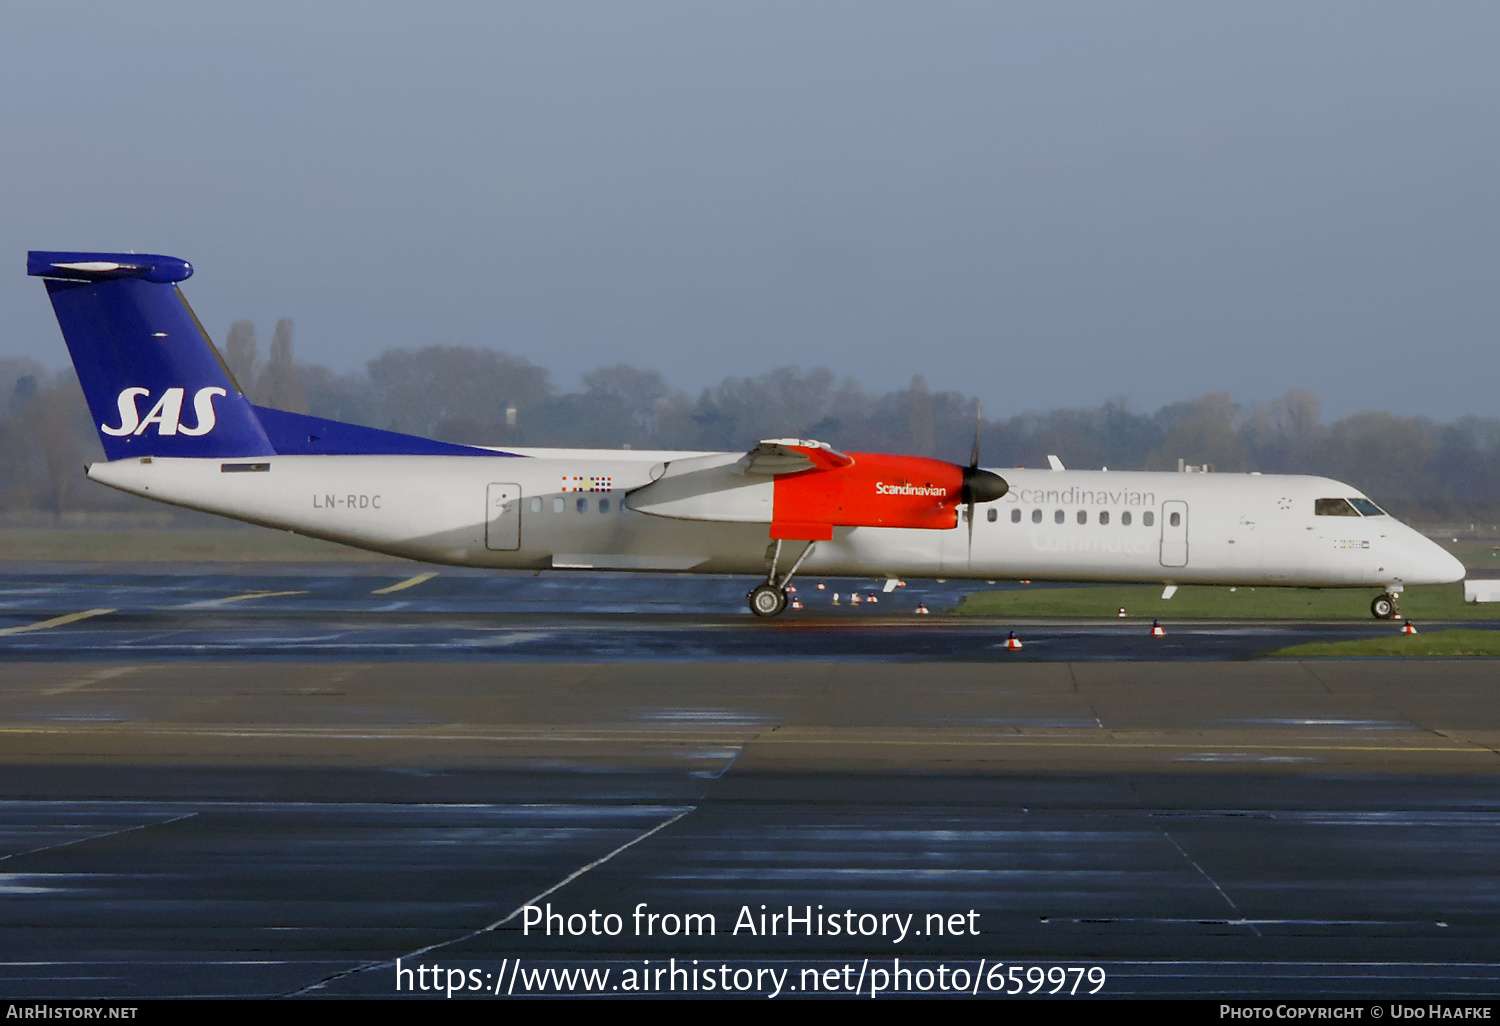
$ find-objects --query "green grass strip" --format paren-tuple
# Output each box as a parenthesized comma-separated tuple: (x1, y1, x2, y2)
(954, 582, 1500, 619)
(1265, 629, 1500, 657)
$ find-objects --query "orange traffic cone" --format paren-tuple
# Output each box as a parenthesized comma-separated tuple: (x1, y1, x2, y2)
(1117, 607, 1128, 618)
(1004, 631, 1023, 650)
(914, 603, 930, 615)
(850, 593, 862, 605)
(790, 599, 804, 611)
(868, 594, 879, 604)
(1402, 620, 1417, 634)
(816, 582, 826, 590)
(1150, 619, 1166, 637)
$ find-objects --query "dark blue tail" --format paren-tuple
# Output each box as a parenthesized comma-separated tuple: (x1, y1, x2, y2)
(29, 251, 275, 460)
(31, 250, 513, 460)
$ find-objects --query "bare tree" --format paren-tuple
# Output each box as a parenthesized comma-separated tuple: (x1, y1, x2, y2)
(907, 374, 936, 457)
(224, 320, 259, 394)
(259, 319, 308, 413)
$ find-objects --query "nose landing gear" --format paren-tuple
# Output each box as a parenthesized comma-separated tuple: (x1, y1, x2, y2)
(1371, 593, 1400, 619)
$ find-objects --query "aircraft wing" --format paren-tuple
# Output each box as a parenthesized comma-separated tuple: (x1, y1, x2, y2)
(626, 439, 850, 523)
(735, 438, 855, 476)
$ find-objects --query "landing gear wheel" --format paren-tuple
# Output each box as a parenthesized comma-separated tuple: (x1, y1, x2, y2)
(1371, 594, 1399, 620)
(749, 584, 788, 618)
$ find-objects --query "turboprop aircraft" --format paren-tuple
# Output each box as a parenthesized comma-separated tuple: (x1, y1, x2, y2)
(28, 250, 1464, 619)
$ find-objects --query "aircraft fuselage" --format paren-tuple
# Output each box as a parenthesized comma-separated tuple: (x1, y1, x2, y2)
(86, 450, 1464, 591)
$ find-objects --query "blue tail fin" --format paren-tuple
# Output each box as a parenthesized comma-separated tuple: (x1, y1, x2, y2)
(28, 251, 274, 460)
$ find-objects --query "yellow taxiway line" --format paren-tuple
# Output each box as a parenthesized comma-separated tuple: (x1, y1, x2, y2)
(371, 572, 439, 595)
(0, 608, 115, 637)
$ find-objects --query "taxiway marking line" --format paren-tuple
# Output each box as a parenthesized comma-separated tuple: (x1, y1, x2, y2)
(288, 806, 694, 996)
(0, 609, 115, 637)
(0, 812, 197, 864)
(0, 724, 1488, 756)
(219, 590, 310, 603)
(371, 572, 439, 595)
(39, 665, 141, 696)
(748, 737, 1494, 754)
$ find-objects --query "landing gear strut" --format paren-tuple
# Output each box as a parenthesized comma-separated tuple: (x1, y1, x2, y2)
(1371, 593, 1400, 620)
(747, 539, 817, 618)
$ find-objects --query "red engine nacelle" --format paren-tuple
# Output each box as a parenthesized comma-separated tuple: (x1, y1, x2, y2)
(770, 450, 1004, 540)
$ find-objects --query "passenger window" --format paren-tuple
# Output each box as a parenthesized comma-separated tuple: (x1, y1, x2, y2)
(1170, 512, 1180, 527)
(599, 498, 610, 513)
(1054, 510, 1064, 524)
(530, 497, 542, 513)
(576, 497, 588, 513)
(1348, 498, 1386, 516)
(1011, 509, 1021, 523)
(1077, 510, 1087, 525)
(1316, 498, 1360, 516)
(552, 497, 565, 513)
(1143, 511, 1154, 527)
(1121, 511, 1131, 526)
(1100, 511, 1110, 525)
(1032, 509, 1042, 523)
(987, 508, 997, 522)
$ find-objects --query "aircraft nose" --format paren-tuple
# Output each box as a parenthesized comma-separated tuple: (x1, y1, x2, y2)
(1414, 536, 1466, 585)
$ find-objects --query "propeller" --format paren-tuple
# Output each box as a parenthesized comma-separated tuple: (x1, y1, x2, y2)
(959, 401, 1009, 545)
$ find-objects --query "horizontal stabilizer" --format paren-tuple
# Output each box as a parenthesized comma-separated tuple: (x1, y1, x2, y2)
(28, 251, 194, 284)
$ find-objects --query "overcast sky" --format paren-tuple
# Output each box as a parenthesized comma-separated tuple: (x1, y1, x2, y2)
(2, 2, 1497, 421)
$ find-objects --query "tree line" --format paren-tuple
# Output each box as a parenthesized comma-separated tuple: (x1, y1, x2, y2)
(3, 320, 1498, 524)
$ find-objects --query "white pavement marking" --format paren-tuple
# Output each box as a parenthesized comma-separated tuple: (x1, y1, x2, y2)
(0, 609, 115, 637)
(39, 665, 140, 697)
(371, 572, 439, 595)
(1162, 830, 1262, 938)
(470, 631, 552, 647)
(288, 806, 695, 996)
(0, 813, 197, 864)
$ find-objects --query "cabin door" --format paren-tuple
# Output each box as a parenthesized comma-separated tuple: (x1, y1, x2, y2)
(1159, 500, 1188, 567)
(485, 483, 522, 550)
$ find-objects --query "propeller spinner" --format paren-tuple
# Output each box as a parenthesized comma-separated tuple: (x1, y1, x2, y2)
(960, 403, 1008, 543)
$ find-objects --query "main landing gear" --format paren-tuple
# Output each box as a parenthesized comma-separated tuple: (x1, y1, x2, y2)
(749, 583, 787, 617)
(747, 539, 817, 618)
(1371, 591, 1401, 620)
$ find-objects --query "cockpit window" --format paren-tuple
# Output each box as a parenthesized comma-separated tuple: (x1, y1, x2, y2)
(1315, 498, 1360, 516)
(1348, 497, 1386, 516)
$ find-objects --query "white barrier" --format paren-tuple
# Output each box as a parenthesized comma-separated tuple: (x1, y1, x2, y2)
(1463, 579, 1500, 603)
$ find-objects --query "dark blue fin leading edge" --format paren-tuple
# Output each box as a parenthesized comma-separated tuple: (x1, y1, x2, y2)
(28, 251, 508, 460)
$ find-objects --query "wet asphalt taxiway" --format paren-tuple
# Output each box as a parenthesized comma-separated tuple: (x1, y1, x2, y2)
(0, 563, 1488, 663)
(0, 564, 1498, 1000)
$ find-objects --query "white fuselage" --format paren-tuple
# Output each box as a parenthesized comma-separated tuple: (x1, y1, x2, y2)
(86, 448, 1465, 590)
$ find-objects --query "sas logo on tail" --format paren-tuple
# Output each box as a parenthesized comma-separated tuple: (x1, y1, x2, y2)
(101, 387, 227, 437)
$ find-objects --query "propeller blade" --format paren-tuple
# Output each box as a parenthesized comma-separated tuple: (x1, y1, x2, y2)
(970, 401, 982, 470)
(967, 402, 983, 546)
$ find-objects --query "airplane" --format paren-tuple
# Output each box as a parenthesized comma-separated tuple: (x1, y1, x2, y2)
(28, 250, 1465, 620)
